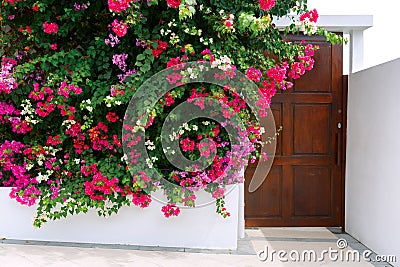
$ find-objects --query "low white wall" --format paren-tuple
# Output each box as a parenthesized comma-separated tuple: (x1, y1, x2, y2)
(0, 185, 239, 249)
(346, 58, 400, 266)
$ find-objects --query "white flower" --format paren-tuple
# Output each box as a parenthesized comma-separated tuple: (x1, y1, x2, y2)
(26, 163, 34, 171)
(146, 158, 153, 168)
(192, 125, 198, 131)
(179, 129, 184, 135)
(115, 101, 122, 105)
(202, 121, 210, 125)
(36, 172, 50, 183)
(160, 29, 165, 35)
(209, 38, 213, 44)
(144, 140, 156, 150)
(145, 140, 154, 146)
(74, 158, 80, 164)
(86, 106, 93, 112)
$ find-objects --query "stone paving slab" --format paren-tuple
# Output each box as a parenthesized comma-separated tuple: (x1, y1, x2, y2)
(0, 228, 394, 267)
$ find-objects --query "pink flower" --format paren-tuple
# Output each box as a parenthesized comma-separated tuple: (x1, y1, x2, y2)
(166, 57, 181, 68)
(50, 43, 57, 50)
(81, 164, 97, 177)
(166, 0, 180, 8)
(46, 135, 62, 146)
(161, 204, 180, 218)
(0, 58, 18, 94)
(245, 66, 262, 82)
(259, 0, 275, 11)
(36, 102, 55, 117)
(180, 137, 195, 152)
(288, 61, 306, 79)
(300, 9, 319, 23)
(111, 20, 128, 37)
(43, 22, 59, 34)
(132, 192, 152, 208)
(212, 187, 225, 198)
(108, 0, 131, 13)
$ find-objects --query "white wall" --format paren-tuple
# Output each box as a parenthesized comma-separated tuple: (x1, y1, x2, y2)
(308, 0, 400, 70)
(346, 58, 400, 266)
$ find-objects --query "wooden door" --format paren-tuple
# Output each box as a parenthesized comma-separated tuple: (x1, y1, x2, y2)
(245, 35, 345, 227)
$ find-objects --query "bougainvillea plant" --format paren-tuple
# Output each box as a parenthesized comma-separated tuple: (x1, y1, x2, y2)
(0, 0, 343, 227)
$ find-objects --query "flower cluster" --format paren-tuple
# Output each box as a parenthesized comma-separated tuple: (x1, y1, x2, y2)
(152, 40, 168, 58)
(0, 0, 342, 226)
(300, 9, 319, 35)
(162, 204, 181, 217)
(0, 58, 18, 94)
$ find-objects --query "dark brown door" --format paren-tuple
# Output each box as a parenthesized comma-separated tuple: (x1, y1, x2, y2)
(245, 35, 345, 227)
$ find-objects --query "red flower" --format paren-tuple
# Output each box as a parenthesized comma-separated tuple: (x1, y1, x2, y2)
(259, 0, 275, 11)
(25, 26, 32, 34)
(166, 0, 180, 8)
(32, 4, 39, 12)
(43, 22, 58, 34)
(164, 92, 175, 106)
(151, 40, 168, 58)
(106, 112, 119, 123)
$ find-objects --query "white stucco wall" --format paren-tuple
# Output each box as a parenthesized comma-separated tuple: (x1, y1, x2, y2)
(346, 58, 400, 266)
(308, 0, 400, 70)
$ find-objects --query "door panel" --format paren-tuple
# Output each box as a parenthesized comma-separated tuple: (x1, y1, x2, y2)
(245, 34, 344, 227)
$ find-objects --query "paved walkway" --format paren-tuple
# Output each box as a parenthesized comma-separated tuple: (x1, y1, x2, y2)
(0, 228, 392, 267)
